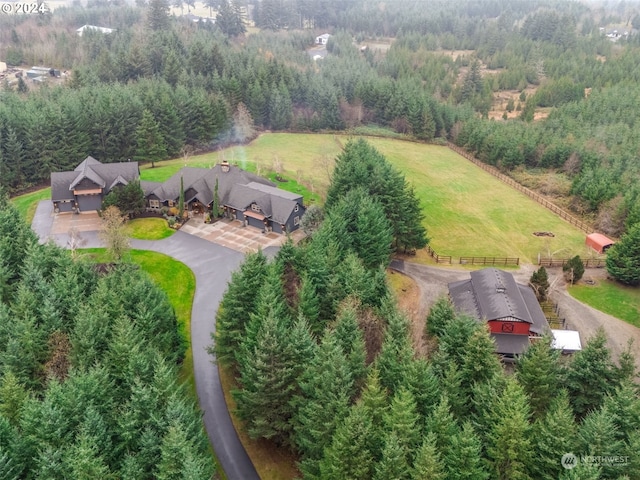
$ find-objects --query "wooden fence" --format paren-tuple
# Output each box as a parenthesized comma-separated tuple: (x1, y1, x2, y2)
(426, 245, 519, 266)
(448, 143, 593, 234)
(538, 257, 606, 268)
(541, 300, 566, 329)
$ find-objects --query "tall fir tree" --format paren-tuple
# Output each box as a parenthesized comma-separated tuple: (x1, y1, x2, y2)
(565, 329, 617, 419)
(212, 251, 269, 366)
(134, 110, 167, 168)
(318, 402, 374, 480)
(412, 432, 445, 480)
(486, 378, 533, 480)
(606, 222, 640, 285)
(529, 390, 578, 480)
(517, 335, 562, 418)
(292, 333, 353, 480)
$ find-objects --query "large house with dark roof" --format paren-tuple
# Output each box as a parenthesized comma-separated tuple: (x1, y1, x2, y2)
(143, 160, 305, 234)
(448, 268, 550, 358)
(53, 158, 306, 234)
(51, 156, 140, 212)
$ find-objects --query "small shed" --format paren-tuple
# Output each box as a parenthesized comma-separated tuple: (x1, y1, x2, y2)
(586, 233, 615, 254)
(551, 329, 582, 354)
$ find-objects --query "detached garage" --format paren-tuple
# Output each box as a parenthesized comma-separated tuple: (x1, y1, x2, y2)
(586, 233, 615, 254)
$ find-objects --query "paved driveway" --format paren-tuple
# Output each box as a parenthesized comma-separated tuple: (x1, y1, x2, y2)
(31, 201, 260, 480)
(132, 233, 260, 480)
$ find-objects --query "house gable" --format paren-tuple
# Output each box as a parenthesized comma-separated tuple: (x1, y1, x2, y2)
(51, 157, 140, 212)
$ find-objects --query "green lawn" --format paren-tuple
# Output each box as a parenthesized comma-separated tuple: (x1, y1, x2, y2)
(81, 248, 196, 388)
(569, 280, 640, 327)
(126, 217, 175, 240)
(11, 187, 51, 223)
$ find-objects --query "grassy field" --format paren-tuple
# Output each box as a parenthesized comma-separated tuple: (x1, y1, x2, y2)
(167, 133, 588, 263)
(569, 280, 640, 327)
(11, 187, 51, 223)
(126, 217, 175, 240)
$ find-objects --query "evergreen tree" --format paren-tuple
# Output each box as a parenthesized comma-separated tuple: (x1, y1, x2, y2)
(445, 421, 489, 480)
(426, 395, 460, 463)
(134, 110, 167, 168)
(565, 329, 617, 419)
(360, 369, 388, 461)
(373, 432, 411, 480)
(296, 274, 321, 335)
(606, 222, 640, 285)
(425, 297, 456, 338)
(383, 387, 421, 462)
(603, 382, 640, 445)
(460, 325, 502, 397)
(233, 309, 301, 443)
(401, 358, 441, 423)
(563, 256, 585, 284)
(376, 309, 414, 394)
(212, 250, 269, 366)
(332, 301, 367, 395)
(529, 390, 578, 480)
(325, 139, 427, 252)
(147, 0, 170, 31)
(577, 405, 625, 479)
(0, 371, 28, 427)
(529, 266, 550, 301)
(211, 177, 220, 219)
(216, 0, 246, 37)
(292, 333, 353, 479)
(178, 175, 184, 220)
(517, 336, 562, 418)
(318, 402, 374, 480)
(412, 432, 445, 480)
(486, 378, 533, 480)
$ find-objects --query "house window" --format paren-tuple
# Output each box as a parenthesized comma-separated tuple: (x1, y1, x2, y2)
(251, 203, 261, 213)
(149, 200, 160, 209)
(294, 204, 299, 212)
(293, 216, 300, 226)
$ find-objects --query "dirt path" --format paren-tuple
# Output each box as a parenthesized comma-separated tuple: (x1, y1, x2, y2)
(390, 260, 640, 370)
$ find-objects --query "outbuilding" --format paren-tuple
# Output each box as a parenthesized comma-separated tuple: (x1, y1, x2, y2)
(585, 233, 615, 254)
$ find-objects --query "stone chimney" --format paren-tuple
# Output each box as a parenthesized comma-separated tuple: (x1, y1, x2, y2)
(221, 160, 230, 173)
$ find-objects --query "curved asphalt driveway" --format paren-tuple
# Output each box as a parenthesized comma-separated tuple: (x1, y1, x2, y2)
(130, 232, 260, 480)
(32, 200, 260, 480)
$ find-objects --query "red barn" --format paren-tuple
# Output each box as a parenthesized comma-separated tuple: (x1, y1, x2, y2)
(448, 268, 549, 359)
(585, 233, 615, 254)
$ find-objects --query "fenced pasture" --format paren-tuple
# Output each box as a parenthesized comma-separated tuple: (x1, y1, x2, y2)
(147, 133, 589, 263)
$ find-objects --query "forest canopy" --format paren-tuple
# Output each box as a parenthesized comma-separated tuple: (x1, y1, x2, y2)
(0, 192, 215, 479)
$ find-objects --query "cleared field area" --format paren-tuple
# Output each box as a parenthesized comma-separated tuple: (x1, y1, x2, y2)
(166, 133, 587, 263)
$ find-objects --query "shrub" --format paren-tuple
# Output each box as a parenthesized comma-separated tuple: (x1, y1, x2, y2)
(168, 207, 179, 216)
(530, 266, 550, 301)
(563, 255, 585, 284)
